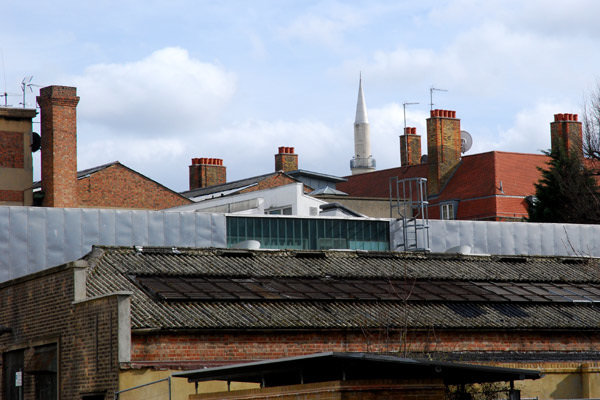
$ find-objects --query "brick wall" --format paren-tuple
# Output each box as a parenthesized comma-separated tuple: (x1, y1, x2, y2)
(275, 147, 298, 172)
(427, 110, 461, 196)
(0, 265, 121, 399)
(0, 190, 24, 203)
(37, 86, 80, 208)
(400, 128, 421, 166)
(551, 113, 583, 156)
(0, 131, 24, 169)
(189, 158, 226, 190)
(131, 330, 600, 368)
(78, 163, 192, 210)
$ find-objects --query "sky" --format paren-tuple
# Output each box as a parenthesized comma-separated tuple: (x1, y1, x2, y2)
(2, 0, 600, 192)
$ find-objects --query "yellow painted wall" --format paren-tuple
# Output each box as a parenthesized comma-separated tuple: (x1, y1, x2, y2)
(118, 369, 258, 400)
(494, 362, 600, 400)
(118, 362, 600, 400)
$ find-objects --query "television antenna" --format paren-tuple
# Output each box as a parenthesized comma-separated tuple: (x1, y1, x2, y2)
(0, 91, 19, 107)
(0, 50, 18, 107)
(460, 130, 473, 153)
(401, 101, 419, 166)
(403, 101, 419, 129)
(21, 76, 40, 108)
(430, 86, 447, 110)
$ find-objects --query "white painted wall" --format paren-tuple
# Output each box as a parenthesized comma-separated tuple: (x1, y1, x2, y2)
(169, 183, 328, 217)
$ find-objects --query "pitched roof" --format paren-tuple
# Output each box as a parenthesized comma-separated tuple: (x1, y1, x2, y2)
(338, 152, 548, 201)
(437, 152, 548, 201)
(32, 161, 120, 189)
(181, 171, 302, 199)
(287, 169, 347, 183)
(84, 246, 600, 332)
(174, 352, 541, 386)
(337, 164, 428, 198)
(31, 161, 190, 203)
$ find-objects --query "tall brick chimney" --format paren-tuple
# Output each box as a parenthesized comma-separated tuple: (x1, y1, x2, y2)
(275, 146, 298, 172)
(427, 109, 461, 196)
(37, 86, 80, 208)
(551, 113, 582, 156)
(189, 158, 226, 190)
(400, 127, 421, 166)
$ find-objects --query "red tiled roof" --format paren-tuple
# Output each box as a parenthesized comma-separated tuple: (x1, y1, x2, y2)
(338, 151, 550, 221)
(337, 164, 428, 198)
(438, 151, 548, 201)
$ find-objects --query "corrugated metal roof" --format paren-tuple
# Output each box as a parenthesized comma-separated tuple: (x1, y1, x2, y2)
(84, 246, 600, 331)
(172, 352, 541, 386)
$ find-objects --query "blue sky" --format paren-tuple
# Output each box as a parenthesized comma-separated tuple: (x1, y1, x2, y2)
(2, 0, 600, 192)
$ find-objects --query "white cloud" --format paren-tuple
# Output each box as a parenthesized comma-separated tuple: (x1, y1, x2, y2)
(73, 118, 345, 192)
(369, 103, 429, 169)
(200, 119, 345, 177)
(71, 47, 236, 135)
(280, 3, 366, 48)
(471, 100, 579, 155)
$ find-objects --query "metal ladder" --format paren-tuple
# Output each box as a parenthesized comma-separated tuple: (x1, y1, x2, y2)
(389, 177, 430, 252)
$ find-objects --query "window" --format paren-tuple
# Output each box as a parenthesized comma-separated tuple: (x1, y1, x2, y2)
(3, 349, 24, 400)
(28, 344, 57, 400)
(227, 216, 390, 251)
(441, 203, 455, 220)
(265, 207, 293, 215)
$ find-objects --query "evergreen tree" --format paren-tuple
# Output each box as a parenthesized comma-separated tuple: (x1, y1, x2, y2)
(528, 145, 600, 224)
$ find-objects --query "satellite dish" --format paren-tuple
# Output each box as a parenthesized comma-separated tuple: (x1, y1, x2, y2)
(460, 130, 473, 153)
(420, 154, 428, 164)
(31, 132, 41, 152)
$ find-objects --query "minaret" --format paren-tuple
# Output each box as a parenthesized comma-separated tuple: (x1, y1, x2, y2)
(350, 75, 376, 175)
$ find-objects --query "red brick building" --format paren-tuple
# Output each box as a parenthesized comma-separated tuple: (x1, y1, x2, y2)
(182, 147, 309, 202)
(28, 85, 191, 210)
(32, 161, 191, 210)
(1, 246, 599, 399)
(337, 110, 585, 221)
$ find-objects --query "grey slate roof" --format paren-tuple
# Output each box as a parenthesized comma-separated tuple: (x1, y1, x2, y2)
(181, 172, 303, 199)
(32, 161, 120, 189)
(83, 246, 600, 332)
(286, 170, 347, 183)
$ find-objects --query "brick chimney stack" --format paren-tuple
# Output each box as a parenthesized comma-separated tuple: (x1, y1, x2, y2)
(400, 127, 421, 166)
(275, 146, 298, 172)
(37, 86, 80, 208)
(189, 158, 226, 190)
(427, 109, 461, 196)
(551, 113, 582, 156)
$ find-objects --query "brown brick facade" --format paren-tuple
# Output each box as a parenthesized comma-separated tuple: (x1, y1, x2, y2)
(400, 128, 421, 166)
(0, 265, 121, 399)
(551, 113, 582, 156)
(427, 110, 461, 196)
(37, 86, 80, 208)
(0, 131, 24, 169)
(77, 163, 191, 209)
(275, 147, 298, 172)
(189, 158, 226, 190)
(0, 190, 24, 203)
(130, 329, 600, 369)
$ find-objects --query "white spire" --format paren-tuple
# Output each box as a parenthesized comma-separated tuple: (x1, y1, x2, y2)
(351, 74, 375, 175)
(355, 73, 368, 124)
